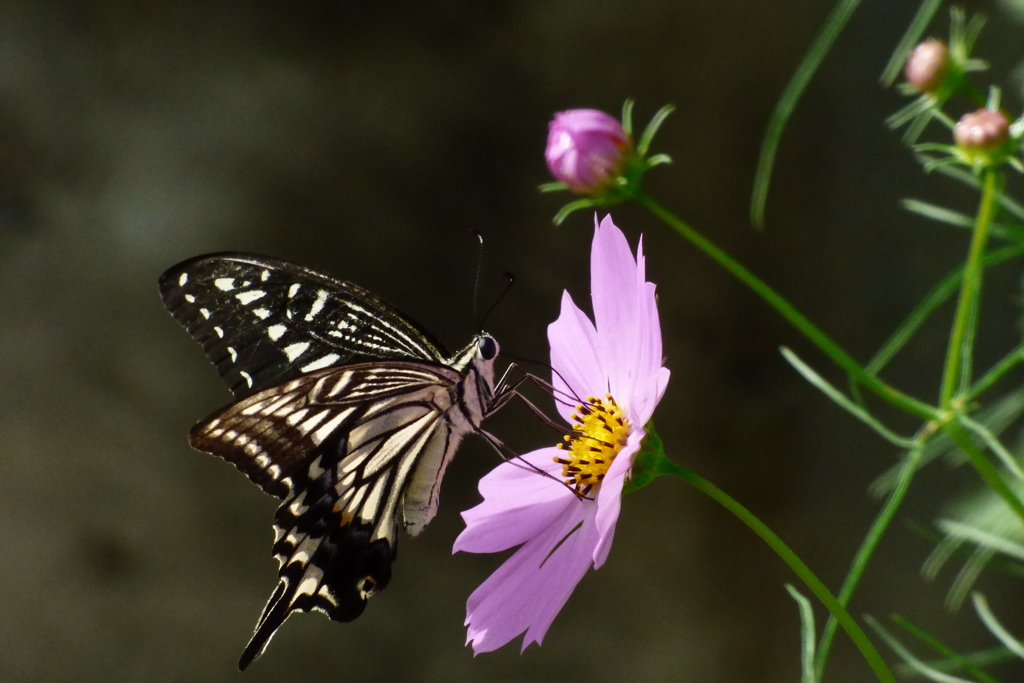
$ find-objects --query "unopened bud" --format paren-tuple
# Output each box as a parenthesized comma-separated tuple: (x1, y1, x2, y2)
(954, 109, 1010, 151)
(545, 109, 632, 195)
(904, 39, 950, 93)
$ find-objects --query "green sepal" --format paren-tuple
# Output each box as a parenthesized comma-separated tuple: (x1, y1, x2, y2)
(623, 420, 667, 495)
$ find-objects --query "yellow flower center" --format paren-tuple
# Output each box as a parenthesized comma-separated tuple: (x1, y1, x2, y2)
(555, 394, 631, 495)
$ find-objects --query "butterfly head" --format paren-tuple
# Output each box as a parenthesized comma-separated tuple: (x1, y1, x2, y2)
(477, 333, 498, 361)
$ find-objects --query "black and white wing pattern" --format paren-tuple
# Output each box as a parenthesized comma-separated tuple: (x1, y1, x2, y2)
(159, 252, 450, 398)
(159, 253, 503, 670)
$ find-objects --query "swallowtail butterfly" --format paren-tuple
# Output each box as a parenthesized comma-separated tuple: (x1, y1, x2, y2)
(159, 253, 509, 669)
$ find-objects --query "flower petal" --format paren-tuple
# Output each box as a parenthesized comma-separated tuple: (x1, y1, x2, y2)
(590, 215, 646, 407)
(592, 428, 642, 565)
(464, 503, 600, 653)
(455, 449, 575, 554)
(548, 290, 606, 423)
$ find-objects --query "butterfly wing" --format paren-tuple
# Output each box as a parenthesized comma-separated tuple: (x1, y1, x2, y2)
(159, 253, 449, 397)
(188, 360, 468, 669)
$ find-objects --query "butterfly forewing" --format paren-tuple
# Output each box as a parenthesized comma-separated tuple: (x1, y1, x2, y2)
(159, 252, 449, 397)
(160, 253, 502, 670)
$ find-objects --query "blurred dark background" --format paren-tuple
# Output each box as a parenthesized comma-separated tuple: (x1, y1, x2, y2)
(3, 1, 1024, 681)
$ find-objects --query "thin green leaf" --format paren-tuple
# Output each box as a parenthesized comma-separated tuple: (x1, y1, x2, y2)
(636, 104, 675, 157)
(785, 584, 819, 683)
(923, 519, 1024, 586)
(645, 153, 673, 168)
(781, 347, 915, 448)
(946, 545, 994, 610)
(539, 181, 568, 193)
(903, 199, 977, 228)
(901, 199, 1024, 241)
(972, 593, 1024, 660)
(898, 648, 1022, 677)
(621, 98, 635, 137)
(751, 0, 861, 227)
(970, 345, 1024, 399)
(893, 614, 1000, 682)
(867, 616, 975, 683)
(553, 198, 600, 225)
(880, 0, 944, 86)
(937, 520, 1024, 564)
(958, 415, 1024, 483)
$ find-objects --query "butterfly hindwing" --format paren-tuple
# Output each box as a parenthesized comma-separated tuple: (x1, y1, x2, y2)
(189, 362, 462, 500)
(212, 363, 460, 669)
(159, 253, 449, 397)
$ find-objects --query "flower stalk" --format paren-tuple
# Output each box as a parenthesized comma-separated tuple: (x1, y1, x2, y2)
(633, 435, 896, 683)
(939, 168, 999, 408)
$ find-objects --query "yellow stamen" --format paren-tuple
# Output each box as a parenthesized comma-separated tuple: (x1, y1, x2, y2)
(554, 394, 631, 495)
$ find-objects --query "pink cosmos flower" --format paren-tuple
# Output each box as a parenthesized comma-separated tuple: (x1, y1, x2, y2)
(454, 215, 670, 653)
(545, 109, 632, 194)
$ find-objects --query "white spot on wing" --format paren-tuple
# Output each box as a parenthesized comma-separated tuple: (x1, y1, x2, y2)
(318, 586, 337, 606)
(310, 410, 351, 445)
(305, 289, 329, 321)
(295, 411, 330, 436)
(289, 491, 308, 517)
(253, 308, 270, 320)
(288, 283, 301, 298)
(214, 278, 235, 291)
(296, 576, 319, 598)
(200, 308, 211, 320)
(307, 456, 325, 479)
(261, 269, 271, 282)
(301, 353, 340, 372)
(267, 324, 287, 342)
(178, 272, 188, 286)
(235, 290, 266, 305)
(185, 294, 195, 303)
(214, 326, 224, 338)
(227, 347, 238, 362)
(360, 476, 389, 522)
(284, 341, 310, 361)
(239, 370, 253, 388)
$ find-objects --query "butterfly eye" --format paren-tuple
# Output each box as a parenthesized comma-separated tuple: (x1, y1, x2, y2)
(478, 335, 498, 360)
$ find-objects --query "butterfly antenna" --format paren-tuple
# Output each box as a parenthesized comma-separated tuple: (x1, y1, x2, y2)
(471, 230, 485, 320)
(477, 272, 514, 331)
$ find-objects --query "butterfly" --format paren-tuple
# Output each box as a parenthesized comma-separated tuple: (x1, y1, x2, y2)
(159, 253, 513, 670)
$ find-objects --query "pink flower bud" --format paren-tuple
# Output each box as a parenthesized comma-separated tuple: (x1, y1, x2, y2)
(545, 109, 631, 194)
(954, 109, 1010, 151)
(904, 39, 950, 93)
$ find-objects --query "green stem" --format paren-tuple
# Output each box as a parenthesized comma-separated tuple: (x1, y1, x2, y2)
(634, 191, 938, 422)
(813, 442, 924, 680)
(940, 169, 999, 408)
(654, 457, 895, 682)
